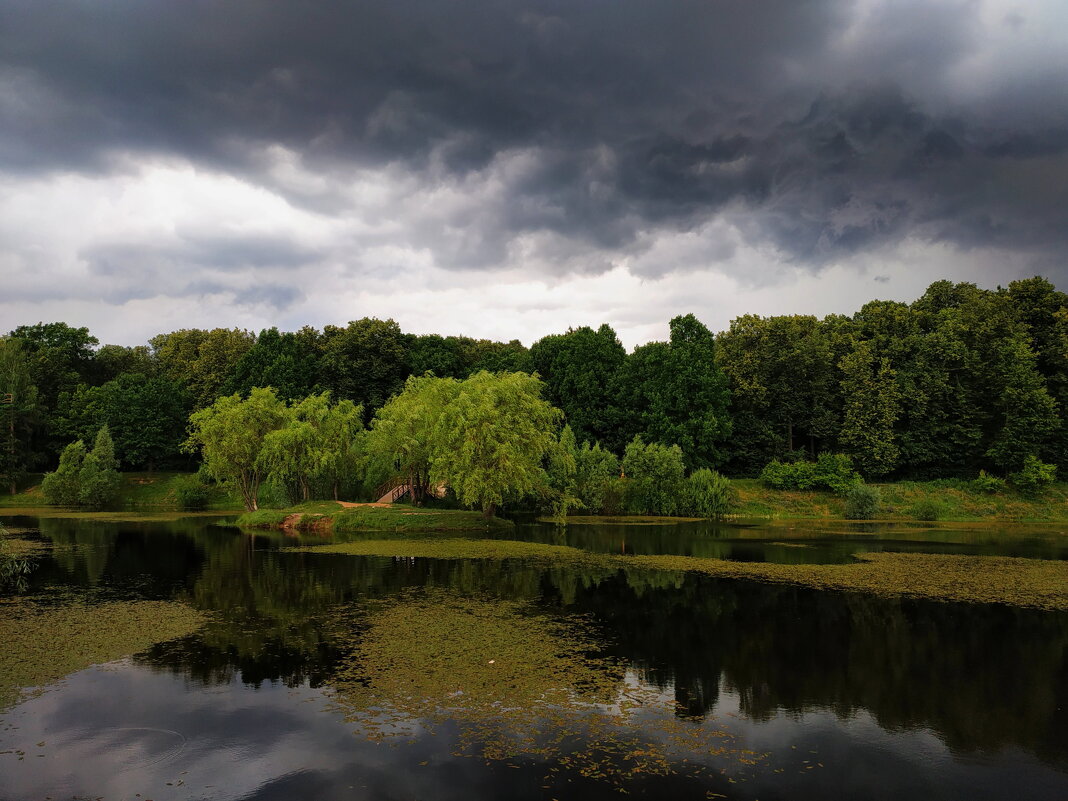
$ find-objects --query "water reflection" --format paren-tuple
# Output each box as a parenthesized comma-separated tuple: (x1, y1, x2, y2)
(1, 514, 1066, 800)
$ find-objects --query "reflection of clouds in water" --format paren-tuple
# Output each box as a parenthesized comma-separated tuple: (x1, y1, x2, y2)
(0, 661, 508, 801)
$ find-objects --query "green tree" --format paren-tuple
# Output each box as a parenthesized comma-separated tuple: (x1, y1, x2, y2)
(225, 326, 321, 402)
(41, 439, 86, 506)
(320, 318, 410, 419)
(574, 441, 620, 515)
(716, 314, 841, 472)
(838, 340, 901, 476)
(150, 328, 255, 409)
(365, 375, 460, 503)
(318, 398, 365, 501)
(686, 468, 732, 519)
(0, 338, 40, 494)
(78, 425, 121, 510)
(56, 373, 191, 470)
(544, 425, 581, 520)
(617, 314, 732, 469)
(185, 387, 289, 511)
(530, 324, 626, 448)
(622, 436, 686, 516)
(431, 371, 561, 517)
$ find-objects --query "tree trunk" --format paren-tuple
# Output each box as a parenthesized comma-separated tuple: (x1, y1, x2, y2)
(483, 502, 496, 519)
(333, 480, 339, 501)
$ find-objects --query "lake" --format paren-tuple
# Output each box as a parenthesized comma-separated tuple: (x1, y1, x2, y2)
(1, 513, 1066, 800)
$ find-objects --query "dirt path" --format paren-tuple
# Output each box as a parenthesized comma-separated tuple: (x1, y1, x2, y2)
(336, 501, 392, 508)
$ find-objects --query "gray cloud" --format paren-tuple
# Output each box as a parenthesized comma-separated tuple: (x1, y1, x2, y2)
(1, 0, 1066, 282)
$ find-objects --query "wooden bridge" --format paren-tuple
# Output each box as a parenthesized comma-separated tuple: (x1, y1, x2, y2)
(373, 477, 447, 504)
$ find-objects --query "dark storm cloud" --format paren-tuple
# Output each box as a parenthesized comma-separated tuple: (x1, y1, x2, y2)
(2, 0, 1067, 273)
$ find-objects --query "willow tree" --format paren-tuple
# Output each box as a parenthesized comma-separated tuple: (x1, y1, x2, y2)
(431, 371, 560, 518)
(185, 387, 288, 511)
(365, 375, 459, 503)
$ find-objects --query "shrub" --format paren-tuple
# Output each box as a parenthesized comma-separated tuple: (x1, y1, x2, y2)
(686, 469, 732, 519)
(971, 470, 1005, 495)
(622, 437, 686, 516)
(910, 498, 948, 521)
(760, 453, 861, 494)
(813, 453, 863, 494)
(599, 477, 627, 516)
(41, 440, 87, 506)
(1010, 456, 1057, 495)
(844, 484, 881, 520)
(174, 475, 211, 510)
(78, 426, 121, 510)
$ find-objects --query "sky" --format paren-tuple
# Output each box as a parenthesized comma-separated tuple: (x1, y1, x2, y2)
(2, 0, 1067, 349)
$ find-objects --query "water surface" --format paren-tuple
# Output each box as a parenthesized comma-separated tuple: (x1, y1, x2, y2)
(1, 513, 1066, 800)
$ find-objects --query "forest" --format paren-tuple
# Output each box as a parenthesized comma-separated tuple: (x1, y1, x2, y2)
(1, 277, 1065, 501)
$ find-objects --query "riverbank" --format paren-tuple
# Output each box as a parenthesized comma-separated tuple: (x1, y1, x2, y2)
(730, 478, 1068, 522)
(0, 472, 242, 511)
(236, 501, 514, 533)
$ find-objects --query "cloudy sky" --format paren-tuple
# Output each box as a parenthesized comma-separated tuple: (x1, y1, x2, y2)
(2, 0, 1067, 348)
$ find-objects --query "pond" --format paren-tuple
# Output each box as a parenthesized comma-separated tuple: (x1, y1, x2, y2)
(1, 513, 1066, 800)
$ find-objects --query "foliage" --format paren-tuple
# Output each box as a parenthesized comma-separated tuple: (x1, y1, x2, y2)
(320, 318, 409, 417)
(574, 441, 620, 515)
(910, 498, 948, 521)
(149, 327, 255, 408)
(971, 470, 1006, 494)
(760, 453, 860, 493)
(622, 436, 686, 516)
(615, 315, 732, 468)
(431, 371, 561, 517)
(224, 326, 321, 401)
(365, 375, 457, 502)
(838, 340, 901, 476)
(185, 387, 289, 511)
(530, 324, 626, 449)
(844, 484, 881, 520)
(1010, 456, 1057, 495)
(0, 525, 32, 592)
(544, 425, 581, 520)
(685, 468, 732, 519)
(77, 425, 121, 509)
(41, 439, 86, 505)
(0, 338, 41, 494)
(55, 372, 191, 469)
(173, 475, 211, 510)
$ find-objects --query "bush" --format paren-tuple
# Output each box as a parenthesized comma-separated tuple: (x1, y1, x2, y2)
(686, 469, 731, 519)
(760, 453, 861, 494)
(844, 484, 881, 520)
(971, 470, 1005, 495)
(622, 437, 686, 516)
(1010, 456, 1057, 495)
(599, 477, 627, 516)
(41, 440, 87, 506)
(910, 498, 947, 521)
(174, 476, 211, 510)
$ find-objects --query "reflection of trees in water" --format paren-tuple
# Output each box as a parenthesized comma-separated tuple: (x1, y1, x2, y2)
(28, 518, 1068, 766)
(572, 571, 1068, 765)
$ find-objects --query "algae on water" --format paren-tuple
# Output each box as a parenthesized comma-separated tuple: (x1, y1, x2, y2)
(326, 587, 767, 786)
(295, 538, 1068, 610)
(0, 598, 206, 711)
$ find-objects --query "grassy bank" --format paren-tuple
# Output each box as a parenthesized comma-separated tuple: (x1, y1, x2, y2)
(236, 501, 514, 533)
(731, 478, 1068, 522)
(293, 538, 1068, 611)
(0, 472, 242, 511)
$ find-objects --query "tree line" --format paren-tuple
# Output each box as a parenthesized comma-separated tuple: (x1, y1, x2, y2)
(2, 277, 1065, 496)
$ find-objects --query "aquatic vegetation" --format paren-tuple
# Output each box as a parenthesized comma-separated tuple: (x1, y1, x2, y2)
(0, 597, 206, 711)
(326, 587, 767, 787)
(296, 539, 1068, 610)
(237, 502, 514, 533)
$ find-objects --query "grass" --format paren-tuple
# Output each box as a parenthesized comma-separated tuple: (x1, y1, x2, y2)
(0, 472, 242, 511)
(730, 478, 1068, 522)
(236, 501, 514, 532)
(294, 538, 1068, 610)
(538, 514, 705, 525)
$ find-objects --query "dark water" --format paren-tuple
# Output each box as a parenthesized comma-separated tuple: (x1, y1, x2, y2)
(1, 513, 1067, 801)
